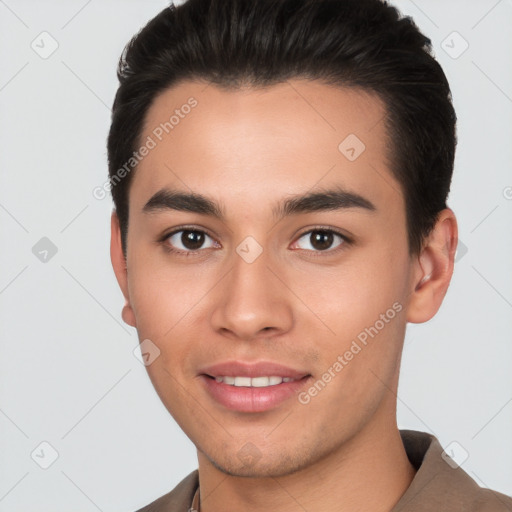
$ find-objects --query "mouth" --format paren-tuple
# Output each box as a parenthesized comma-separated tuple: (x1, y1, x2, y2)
(198, 361, 312, 412)
(210, 375, 298, 387)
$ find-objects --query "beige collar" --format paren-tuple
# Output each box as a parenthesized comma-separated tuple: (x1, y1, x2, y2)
(190, 486, 200, 511)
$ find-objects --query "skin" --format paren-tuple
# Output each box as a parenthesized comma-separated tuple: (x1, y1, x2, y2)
(111, 79, 458, 512)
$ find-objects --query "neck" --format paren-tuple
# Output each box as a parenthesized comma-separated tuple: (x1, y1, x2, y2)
(196, 417, 416, 512)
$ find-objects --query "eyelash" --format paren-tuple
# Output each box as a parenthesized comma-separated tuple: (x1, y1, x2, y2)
(158, 225, 352, 257)
(158, 225, 218, 257)
(292, 227, 352, 257)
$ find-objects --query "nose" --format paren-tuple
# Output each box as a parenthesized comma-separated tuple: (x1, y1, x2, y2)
(209, 247, 294, 341)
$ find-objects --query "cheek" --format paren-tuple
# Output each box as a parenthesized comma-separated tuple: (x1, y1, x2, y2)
(127, 253, 210, 338)
(298, 245, 410, 392)
(126, 255, 216, 381)
(295, 291, 407, 436)
(296, 249, 408, 338)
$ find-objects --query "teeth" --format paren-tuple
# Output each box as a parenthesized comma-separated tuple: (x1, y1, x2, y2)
(214, 376, 295, 387)
(251, 376, 271, 387)
(234, 376, 251, 387)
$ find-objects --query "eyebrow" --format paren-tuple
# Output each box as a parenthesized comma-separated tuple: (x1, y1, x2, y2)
(142, 186, 376, 220)
(143, 189, 224, 218)
(273, 187, 376, 218)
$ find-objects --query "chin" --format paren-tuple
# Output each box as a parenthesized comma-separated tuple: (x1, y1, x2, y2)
(204, 447, 310, 479)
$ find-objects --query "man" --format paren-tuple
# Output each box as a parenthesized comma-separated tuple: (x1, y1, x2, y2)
(107, 0, 512, 510)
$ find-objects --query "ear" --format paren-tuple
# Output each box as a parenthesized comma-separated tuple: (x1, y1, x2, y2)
(406, 208, 458, 323)
(110, 210, 137, 327)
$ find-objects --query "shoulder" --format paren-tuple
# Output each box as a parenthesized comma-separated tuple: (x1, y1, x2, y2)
(134, 470, 199, 512)
(472, 488, 512, 511)
(395, 430, 512, 512)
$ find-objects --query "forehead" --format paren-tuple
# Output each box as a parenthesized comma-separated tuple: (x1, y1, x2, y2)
(131, 79, 401, 215)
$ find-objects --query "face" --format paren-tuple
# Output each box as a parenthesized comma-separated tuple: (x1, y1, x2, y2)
(113, 79, 425, 477)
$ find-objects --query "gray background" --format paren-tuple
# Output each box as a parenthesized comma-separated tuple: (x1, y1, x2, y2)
(0, 0, 511, 510)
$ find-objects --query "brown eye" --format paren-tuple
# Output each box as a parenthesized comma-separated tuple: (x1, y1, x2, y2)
(295, 230, 345, 252)
(182, 231, 205, 250)
(166, 230, 216, 252)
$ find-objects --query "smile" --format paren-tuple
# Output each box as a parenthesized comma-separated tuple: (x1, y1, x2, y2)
(213, 376, 296, 387)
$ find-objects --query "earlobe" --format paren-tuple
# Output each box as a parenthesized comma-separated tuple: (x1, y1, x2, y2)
(121, 302, 136, 327)
(110, 210, 137, 328)
(406, 208, 458, 324)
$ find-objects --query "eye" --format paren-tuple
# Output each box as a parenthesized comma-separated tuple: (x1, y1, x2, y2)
(293, 229, 347, 252)
(165, 229, 218, 252)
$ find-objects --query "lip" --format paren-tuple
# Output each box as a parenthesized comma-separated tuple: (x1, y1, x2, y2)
(198, 360, 311, 413)
(199, 360, 309, 380)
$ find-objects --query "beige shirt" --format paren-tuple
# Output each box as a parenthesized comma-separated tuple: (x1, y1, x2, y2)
(135, 429, 512, 511)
